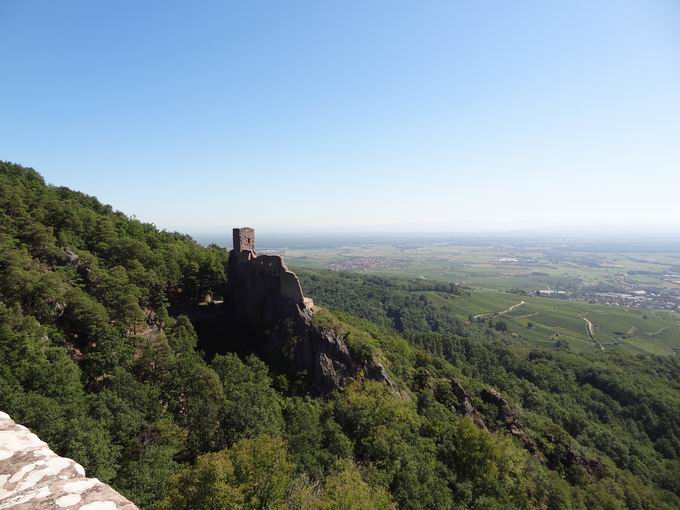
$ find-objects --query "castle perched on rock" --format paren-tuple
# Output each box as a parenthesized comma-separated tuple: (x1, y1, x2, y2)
(220, 227, 396, 394)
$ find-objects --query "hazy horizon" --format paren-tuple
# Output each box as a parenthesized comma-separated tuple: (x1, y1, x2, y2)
(190, 223, 680, 251)
(188, 221, 680, 235)
(2, 1, 679, 230)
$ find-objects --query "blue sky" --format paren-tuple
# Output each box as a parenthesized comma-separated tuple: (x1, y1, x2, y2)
(1, 0, 679, 233)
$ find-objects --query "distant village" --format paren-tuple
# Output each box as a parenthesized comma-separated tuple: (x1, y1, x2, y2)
(537, 286, 680, 312)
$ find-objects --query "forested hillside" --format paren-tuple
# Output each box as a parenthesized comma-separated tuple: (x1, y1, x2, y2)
(1, 161, 679, 509)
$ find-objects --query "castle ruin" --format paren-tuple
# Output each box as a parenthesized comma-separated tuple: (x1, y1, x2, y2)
(221, 227, 395, 395)
(228, 228, 313, 322)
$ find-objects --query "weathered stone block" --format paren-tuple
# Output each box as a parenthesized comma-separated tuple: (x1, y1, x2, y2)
(0, 411, 138, 510)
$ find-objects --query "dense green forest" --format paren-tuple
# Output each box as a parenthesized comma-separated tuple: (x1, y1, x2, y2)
(1, 161, 679, 509)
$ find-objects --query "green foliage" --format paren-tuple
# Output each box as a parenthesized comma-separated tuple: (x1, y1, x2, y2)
(156, 436, 393, 510)
(0, 162, 229, 492)
(283, 397, 351, 479)
(3, 162, 680, 509)
(152, 448, 243, 510)
(164, 351, 225, 457)
(154, 435, 292, 510)
(229, 435, 293, 510)
(300, 270, 466, 336)
(316, 459, 395, 510)
(297, 266, 680, 509)
(212, 353, 284, 446)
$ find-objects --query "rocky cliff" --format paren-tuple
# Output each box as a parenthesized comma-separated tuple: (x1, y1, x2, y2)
(0, 412, 137, 510)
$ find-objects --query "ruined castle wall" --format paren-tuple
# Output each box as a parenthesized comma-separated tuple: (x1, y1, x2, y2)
(248, 256, 304, 305)
(227, 250, 308, 338)
(230, 254, 305, 308)
(227, 227, 310, 335)
(280, 270, 305, 304)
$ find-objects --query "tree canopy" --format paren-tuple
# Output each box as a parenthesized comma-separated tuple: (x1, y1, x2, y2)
(1, 161, 679, 509)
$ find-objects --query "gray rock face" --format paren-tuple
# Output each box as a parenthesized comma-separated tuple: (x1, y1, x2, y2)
(0, 412, 137, 510)
(451, 382, 487, 429)
(283, 321, 399, 394)
(309, 327, 354, 392)
(480, 388, 540, 456)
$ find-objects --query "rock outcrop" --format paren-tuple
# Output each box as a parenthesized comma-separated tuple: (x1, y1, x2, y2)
(561, 448, 603, 478)
(451, 382, 487, 429)
(432, 379, 487, 428)
(478, 389, 603, 472)
(0, 412, 137, 510)
(480, 388, 541, 456)
(264, 316, 399, 394)
(224, 227, 394, 394)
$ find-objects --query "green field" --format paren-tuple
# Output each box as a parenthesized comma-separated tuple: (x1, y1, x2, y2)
(285, 239, 680, 356)
(283, 242, 680, 292)
(424, 289, 680, 355)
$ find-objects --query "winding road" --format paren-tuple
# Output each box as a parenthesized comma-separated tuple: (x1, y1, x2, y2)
(474, 300, 525, 320)
(582, 316, 605, 351)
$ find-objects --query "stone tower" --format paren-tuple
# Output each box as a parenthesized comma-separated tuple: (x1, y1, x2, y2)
(233, 227, 255, 254)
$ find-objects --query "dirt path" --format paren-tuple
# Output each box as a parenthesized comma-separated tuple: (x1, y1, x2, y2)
(582, 317, 595, 337)
(582, 316, 605, 351)
(474, 301, 525, 320)
(501, 301, 525, 315)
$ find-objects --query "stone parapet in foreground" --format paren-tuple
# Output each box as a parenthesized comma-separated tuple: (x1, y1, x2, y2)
(0, 411, 137, 510)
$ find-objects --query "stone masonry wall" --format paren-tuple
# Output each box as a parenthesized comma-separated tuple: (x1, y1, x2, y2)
(227, 228, 310, 327)
(232, 227, 255, 254)
(0, 411, 138, 510)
